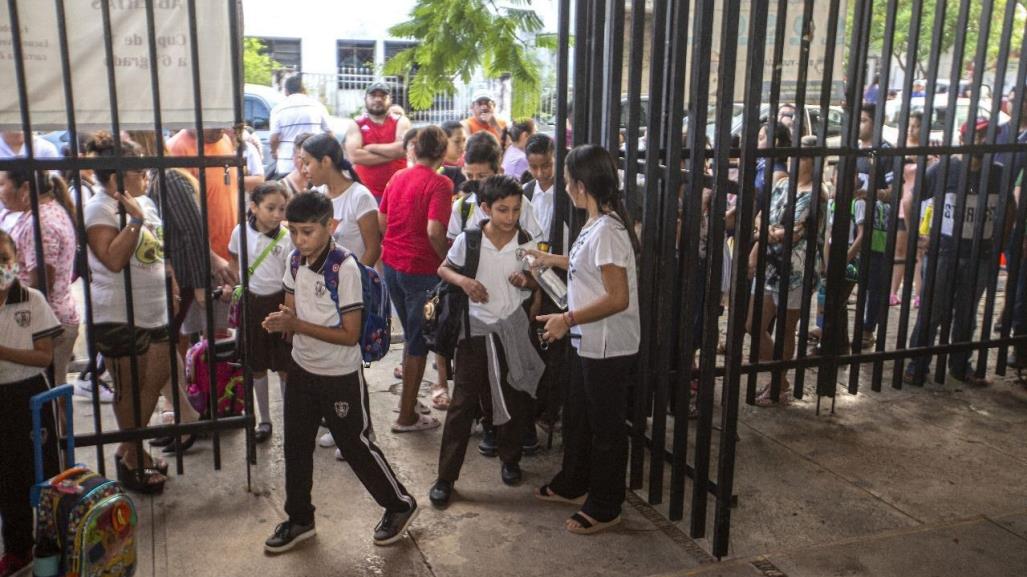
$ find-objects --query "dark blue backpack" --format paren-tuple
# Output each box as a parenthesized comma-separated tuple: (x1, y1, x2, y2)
(290, 247, 392, 363)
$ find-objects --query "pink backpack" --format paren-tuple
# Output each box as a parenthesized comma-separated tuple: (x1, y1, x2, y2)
(185, 339, 245, 418)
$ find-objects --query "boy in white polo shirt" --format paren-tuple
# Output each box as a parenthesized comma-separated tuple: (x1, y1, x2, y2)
(262, 192, 417, 553)
(429, 176, 545, 507)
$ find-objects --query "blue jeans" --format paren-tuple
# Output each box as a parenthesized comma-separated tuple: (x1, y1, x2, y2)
(908, 250, 990, 380)
(383, 264, 439, 358)
(863, 251, 888, 333)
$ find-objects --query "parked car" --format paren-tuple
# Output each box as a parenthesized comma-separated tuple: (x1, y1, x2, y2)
(882, 97, 1010, 146)
(244, 83, 284, 174)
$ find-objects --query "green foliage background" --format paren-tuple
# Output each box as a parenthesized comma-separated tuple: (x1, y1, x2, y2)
(243, 37, 281, 86)
(383, 0, 547, 118)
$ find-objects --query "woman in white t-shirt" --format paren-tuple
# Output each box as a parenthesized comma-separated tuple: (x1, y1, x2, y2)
(227, 182, 295, 444)
(299, 133, 380, 266)
(83, 134, 178, 494)
(298, 132, 383, 450)
(531, 145, 640, 535)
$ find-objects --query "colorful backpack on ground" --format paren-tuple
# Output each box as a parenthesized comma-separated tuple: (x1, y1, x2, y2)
(289, 246, 392, 363)
(185, 338, 245, 418)
(34, 468, 137, 577)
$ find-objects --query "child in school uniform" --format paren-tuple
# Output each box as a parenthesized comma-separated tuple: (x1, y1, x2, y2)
(262, 192, 417, 554)
(447, 132, 544, 457)
(0, 229, 61, 576)
(532, 145, 641, 535)
(227, 181, 294, 444)
(429, 176, 546, 507)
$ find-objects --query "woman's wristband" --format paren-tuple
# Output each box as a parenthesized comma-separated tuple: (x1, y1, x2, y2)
(565, 310, 576, 327)
(129, 216, 144, 227)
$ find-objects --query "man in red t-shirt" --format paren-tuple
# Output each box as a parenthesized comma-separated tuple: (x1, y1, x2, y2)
(345, 82, 411, 200)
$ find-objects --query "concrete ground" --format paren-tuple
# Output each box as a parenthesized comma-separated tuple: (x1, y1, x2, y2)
(16, 349, 1022, 577)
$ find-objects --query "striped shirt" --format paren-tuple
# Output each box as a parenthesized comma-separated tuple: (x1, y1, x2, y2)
(148, 169, 209, 290)
(270, 93, 331, 174)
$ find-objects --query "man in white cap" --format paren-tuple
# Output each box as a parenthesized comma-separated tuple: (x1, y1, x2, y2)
(461, 89, 507, 140)
(345, 81, 411, 201)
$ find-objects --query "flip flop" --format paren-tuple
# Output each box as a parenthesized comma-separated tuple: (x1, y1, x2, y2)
(534, 484, 586, 505)
(430, 386, 451, 411)
(393, 366, 403, 380)
(392, 400, 432, 415)
(390, 413, 441, 433)
(566, 511, 621, 535)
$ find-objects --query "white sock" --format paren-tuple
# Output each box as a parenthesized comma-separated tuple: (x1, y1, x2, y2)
(254, 375, 271, 425)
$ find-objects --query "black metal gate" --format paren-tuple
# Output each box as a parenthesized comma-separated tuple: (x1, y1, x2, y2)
(551, 0, 1027, 559)
(1, 0, 255, 486)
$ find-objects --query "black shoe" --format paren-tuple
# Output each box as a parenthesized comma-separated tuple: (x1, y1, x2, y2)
(265, 520, 316, 554)
(478, 428, 497, 457)
(428, 479, 453, 508)
(149, 436, 175, 448)
(373, 499, 419, 546)
(161, 434, 197, 455)
(521, 426, 540, 455)
(254, 423, 272, 444)
(501, 463, 522, 486)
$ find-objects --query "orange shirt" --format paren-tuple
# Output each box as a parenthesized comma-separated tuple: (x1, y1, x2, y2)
(464, 116, 507, 140)
(167, 130, 239, 260)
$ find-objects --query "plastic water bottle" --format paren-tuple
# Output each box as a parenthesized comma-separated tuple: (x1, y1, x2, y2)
(517, 248, 568, 310)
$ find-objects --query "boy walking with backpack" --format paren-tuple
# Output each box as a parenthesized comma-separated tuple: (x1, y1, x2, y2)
(428, 176, 546, 507)
(262, 192, 416, 553)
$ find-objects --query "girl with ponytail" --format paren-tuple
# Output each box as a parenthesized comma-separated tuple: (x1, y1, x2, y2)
(299, 133, 381, 267)
(529, 144, 640, 535)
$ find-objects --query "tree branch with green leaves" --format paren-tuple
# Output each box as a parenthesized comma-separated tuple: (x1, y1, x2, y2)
(383, 0, 547, 118)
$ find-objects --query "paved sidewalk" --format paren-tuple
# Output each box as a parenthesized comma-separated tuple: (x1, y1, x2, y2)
(16, 349, 1027, 577)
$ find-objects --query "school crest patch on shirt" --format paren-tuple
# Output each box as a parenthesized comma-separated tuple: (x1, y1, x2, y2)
(334, 401, 349, 418)
(15, 310, 30, 328)
(315, 280, 326, 297)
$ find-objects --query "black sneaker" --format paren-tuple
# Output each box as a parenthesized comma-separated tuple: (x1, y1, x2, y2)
(428, 479, 453, 508)
(264, 520, 316, 554)
(521, 426, 541, 455)
(478, 427, 497, 457)
(373, 499, 419, 546)
(501, 462, 522, 486)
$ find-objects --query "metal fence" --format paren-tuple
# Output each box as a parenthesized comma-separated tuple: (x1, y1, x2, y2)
(0, 0, 254, 486)
(551, 0, 1027, 560)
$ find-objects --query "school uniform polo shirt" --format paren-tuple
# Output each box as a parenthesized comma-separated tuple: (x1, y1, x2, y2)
(283, 244, 364, 376)
(446, 229, 534, 324)
(1, 281, 62, 385)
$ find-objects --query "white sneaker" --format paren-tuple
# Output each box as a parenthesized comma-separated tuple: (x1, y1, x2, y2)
(335, 448, 345, 461)
(318, 431, 336, 448)
(74, 377, 114, 403)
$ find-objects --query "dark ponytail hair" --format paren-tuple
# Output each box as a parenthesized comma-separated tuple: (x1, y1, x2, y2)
(565, 144, 640, 254)
(301, 133, 361, 184)
(4, 168, 76, 223)
(505, 118, 536, 144)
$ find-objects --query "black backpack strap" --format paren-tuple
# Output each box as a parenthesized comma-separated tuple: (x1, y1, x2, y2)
(523, 180, 536, 201)
(464, 228, 483, 278)
(462, 228, 483, 340)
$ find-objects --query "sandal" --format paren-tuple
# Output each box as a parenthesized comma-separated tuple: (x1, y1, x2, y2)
(116, 453, 168, 476)
(430, 386, 451, 411)
(392, 399, 432, 415)
(393, 365, 403, 380)
(116, 455, 166, 495)
(755, 388, 792, 408)
(566, 511, 621, 535)
(390, 413, 441, 433)
(535, 484, 586, 505)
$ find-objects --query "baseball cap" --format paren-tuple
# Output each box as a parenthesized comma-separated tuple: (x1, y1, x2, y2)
(471, 89, 495, 104)
(960, 116, 989, 139)
(365, 81, 392, 96)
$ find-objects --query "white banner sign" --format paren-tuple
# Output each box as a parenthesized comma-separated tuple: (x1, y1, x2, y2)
(0, 0, 237, 131)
